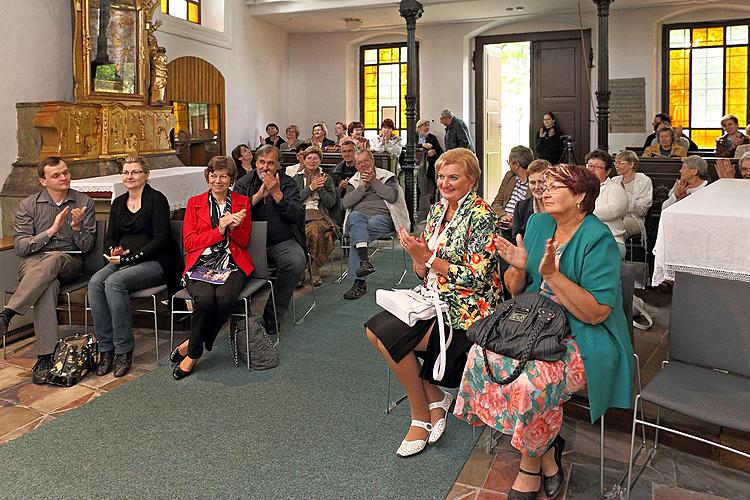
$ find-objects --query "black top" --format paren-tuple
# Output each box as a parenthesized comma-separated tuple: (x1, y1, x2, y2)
(233, 169, 307, 252)
(106, 183, 183, 295)
(264, 137, 286, 148)
(331, 161, 357, 194)
(511, 197, 536, 241)
(535, 129, 564, 163)
(421, 132, 444, 175)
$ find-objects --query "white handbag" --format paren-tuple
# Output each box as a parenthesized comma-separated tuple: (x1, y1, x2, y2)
(376, 285, 453, 382)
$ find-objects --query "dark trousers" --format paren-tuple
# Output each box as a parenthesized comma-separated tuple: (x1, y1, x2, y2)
(265, 239, 306, 325)
(186, 271, 248, 359)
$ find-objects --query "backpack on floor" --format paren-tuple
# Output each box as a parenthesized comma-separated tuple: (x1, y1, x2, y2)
(229, 316, 278, 370)
(48, 334, 97, 387)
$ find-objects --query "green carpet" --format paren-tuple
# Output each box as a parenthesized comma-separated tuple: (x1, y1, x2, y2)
(0, 250, 476, 499)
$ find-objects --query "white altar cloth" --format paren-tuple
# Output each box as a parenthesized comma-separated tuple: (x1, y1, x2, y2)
(71, 166, 206, 210)
(652, 179, 750, 284)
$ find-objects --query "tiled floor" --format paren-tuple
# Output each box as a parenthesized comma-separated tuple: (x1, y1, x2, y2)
(1, 259, 748, 498)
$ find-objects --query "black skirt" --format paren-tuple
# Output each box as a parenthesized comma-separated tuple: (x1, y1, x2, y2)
(365, 310, 472, 388)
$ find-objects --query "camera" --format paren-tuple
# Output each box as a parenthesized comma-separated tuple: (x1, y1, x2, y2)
(561, 134, 574, 143)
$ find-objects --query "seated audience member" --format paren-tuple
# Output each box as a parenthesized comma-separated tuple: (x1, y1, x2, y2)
(642, 127, 687, 158)
(370, 118, 403, 163)
(490, 145, 534, 230)
(231, 143, 253, 180)
(284, 142, 311, 176)
(331, 140, 358, 225)
(511, 159, 550, 240)
(715, 114, 747, 158)
(91, 156, 181, 378)
(260, 123, 286, 149)
(171, 156, 251, 380)
(716, 152, 750, 180)
(348, 121, 370, 150)
(455, 164, 632, 500)
(612, 151, 653, 239)
(671, 126, 698, 152)
(310, 122, 336, 151)
(661, 155, 708, 209)
(586, 150, 628, 258)
(417, 118, 444, 199)
(642, 113, 671, 148)
(341, 149, 410, 300)
(234, 145, 306, 335)
(280, 125, 302, 152)
(535, 112, 564, 163)
(293, 147, 338, 286)
(0, 157, 95, 385)
(366, 147, 501, 457)
(334, 121, 348, 146)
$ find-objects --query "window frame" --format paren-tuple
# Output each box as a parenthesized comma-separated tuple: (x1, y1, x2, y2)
(359, 42, 420, 139)
(162, 0, 201, 25)
(661, 18, 750, 148)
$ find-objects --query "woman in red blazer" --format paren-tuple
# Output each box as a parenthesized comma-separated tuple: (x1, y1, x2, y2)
(171, 156, 253, 379)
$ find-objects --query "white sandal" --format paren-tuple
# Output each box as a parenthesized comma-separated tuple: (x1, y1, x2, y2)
(428, 390, 454, 444)
(396, 420, 433, 457)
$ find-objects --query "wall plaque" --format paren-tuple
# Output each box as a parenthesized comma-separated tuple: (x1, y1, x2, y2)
(609, 78, 646, 133)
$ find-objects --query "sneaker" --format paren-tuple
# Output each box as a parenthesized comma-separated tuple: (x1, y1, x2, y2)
(344, 281, 367, 300)
(356, 261, 376, 278)
(31, 356, 53, 385)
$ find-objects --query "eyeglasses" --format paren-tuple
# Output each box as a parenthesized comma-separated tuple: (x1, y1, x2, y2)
(121, 170, 145, 176)
(585, 163, 606, 171)
(208, 173, 231, 181)
(544, 184, 568, 194)
(615, 160, 632, 165)
(355, 160, 372, 167)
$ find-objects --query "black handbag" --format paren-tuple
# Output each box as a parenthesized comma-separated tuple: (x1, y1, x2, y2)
(467, 292, 569, 385)
(47, 334, 97, 387)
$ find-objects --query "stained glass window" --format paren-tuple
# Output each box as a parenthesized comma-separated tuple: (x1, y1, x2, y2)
(162, 0, 200, 25)
(360, 43, 418, 139)
(665, 21, 750, 149)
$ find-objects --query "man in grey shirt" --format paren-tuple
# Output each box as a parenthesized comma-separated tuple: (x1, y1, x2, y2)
(0, 157, 95, 384)
(342, 150, 410, 300)
(440, 109, 474, 152)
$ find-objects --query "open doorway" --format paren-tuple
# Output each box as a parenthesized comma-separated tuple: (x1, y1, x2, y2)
(475, 30, 591, 199)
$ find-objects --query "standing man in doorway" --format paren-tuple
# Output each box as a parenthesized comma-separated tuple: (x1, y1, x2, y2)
(440, 109, 474, 152)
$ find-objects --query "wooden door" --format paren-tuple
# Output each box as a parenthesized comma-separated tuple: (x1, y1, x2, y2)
(483, 45, 504, 199)
(531, 36, 591, 164)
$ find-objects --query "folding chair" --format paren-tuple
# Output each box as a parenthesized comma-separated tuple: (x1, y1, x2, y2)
(626, 272, 750, 499)
(3, 220, 106, 358)
(334, 232, 407, 286)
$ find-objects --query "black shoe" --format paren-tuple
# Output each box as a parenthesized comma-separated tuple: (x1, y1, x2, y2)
(96, 351, 115, 376)
(343, 281, 367, 300)
(356, 261, 376, 278)
(31, 356, 53, 385)
(0, 315, 9, 338)
(543, 435, 566, 499)
(169, 344, 186, 364)
(508, 468, 542, 500)
(112, 350, 133, 378)
(173, 364, 193, 380)
(263, 319, 278, 337)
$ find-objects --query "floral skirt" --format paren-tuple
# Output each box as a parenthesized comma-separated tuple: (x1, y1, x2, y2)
(453, 337, 586, 456)
(305, 219, 338, 267)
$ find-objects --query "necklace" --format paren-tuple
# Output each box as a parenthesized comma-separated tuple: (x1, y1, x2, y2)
(128, 197, 140, 210)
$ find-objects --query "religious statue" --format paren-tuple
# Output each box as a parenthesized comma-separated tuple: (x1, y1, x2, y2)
(150, 47, 168, 105)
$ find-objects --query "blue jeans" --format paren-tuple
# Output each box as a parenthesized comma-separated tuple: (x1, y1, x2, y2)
(346, 211, 395, 281)
(266, 239, 306, 325)
(89, 261, 165, 354)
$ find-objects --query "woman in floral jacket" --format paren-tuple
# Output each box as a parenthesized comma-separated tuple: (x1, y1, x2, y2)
(365, 148, 502, 458)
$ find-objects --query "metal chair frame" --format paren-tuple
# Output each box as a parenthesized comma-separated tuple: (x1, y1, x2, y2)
(334, 233, 407, 286)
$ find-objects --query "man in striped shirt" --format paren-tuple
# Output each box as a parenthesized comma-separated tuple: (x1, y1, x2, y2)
(490, 145, 534, 229)
(0, 157, 95, 384)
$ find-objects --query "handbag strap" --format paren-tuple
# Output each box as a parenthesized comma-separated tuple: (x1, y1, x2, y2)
(430, 296, 453, 382)
(482, 308, 555, 385)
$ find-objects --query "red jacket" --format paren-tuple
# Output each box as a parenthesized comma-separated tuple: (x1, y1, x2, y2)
(182, 191, 254, 276)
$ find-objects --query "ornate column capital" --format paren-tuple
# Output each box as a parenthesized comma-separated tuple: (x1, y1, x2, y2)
(399, 0, 424, 28)
(593, 0, 614, 15)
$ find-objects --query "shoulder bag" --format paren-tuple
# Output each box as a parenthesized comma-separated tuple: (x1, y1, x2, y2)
(467, 292, 569, 385)
(47, 334, 97, 387)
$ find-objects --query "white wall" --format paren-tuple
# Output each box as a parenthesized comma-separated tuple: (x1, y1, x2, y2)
(286, 3, 750, 153)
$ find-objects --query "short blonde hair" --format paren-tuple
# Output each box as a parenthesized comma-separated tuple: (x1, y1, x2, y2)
(527, 159, 551, 177)
(435, 148, 481, 189)
(312, 122, 328, 135)
(301, 146, 323, 161)
(121, 155, 150, 174)
(615, 150, 639, 166)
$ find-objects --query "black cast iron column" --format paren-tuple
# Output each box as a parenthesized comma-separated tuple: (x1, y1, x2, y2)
(594, 0, 614, 152)
(400, 0, 423, 229)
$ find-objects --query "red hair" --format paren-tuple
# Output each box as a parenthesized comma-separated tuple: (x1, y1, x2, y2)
(545, 164, 600, 214)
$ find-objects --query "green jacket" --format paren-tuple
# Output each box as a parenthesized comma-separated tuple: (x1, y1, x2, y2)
(523, 212, 633, 422)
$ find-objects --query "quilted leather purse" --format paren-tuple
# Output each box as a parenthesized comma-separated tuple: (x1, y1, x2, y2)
(467, 292, 569, 385)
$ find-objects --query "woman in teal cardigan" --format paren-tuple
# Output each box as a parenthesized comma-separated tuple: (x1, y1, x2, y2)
(454, 164, 633, 500)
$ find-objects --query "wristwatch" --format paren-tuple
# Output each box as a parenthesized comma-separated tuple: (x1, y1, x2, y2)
(425, 254, 437, 269)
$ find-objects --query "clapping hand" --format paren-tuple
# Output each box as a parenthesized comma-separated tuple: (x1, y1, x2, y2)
(309, 173, 326, 191)
(227, 208, 247, 229)
(262, 172, 281, 195)
(360, 169, 375, 185)
(70, 206, 86, 231)
(716, 158, 735, 179)
(538, 238, 560, 279)
(398, 227, 432, 265)
(494, 233, 527, 271)
(103, 247, 129, 265)
(339, 178, 349, 190)
(48, 206, 70, 237)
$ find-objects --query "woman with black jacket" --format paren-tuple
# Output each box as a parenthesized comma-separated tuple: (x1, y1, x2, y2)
(90, 156, 182, 378)
(535, 112, 564, 164)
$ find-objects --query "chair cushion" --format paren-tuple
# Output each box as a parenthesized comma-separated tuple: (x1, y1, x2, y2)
(131, 285, 167, 299)
(640, 361, 750, 433)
